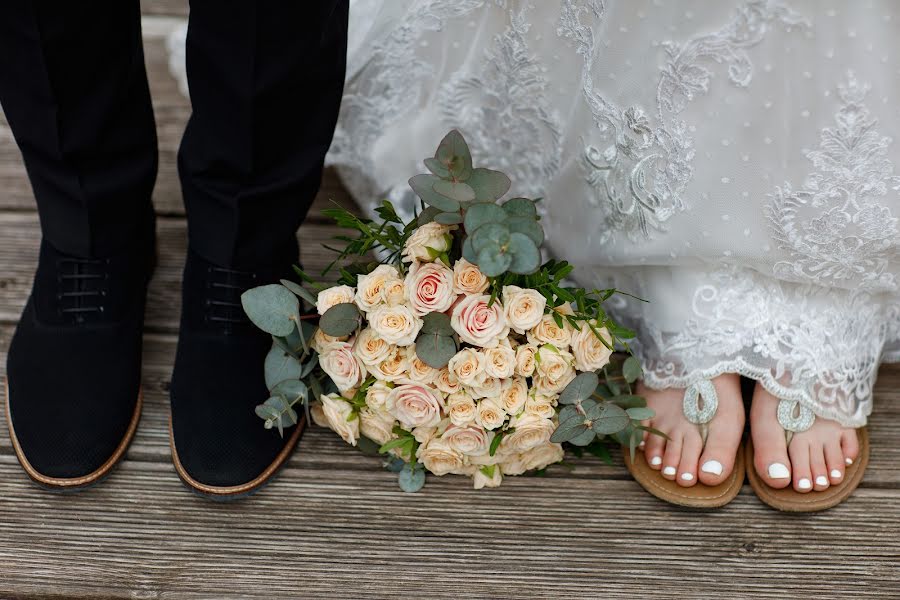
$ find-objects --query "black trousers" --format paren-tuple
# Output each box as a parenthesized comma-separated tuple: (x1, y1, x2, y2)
(0, 1, 348, 268)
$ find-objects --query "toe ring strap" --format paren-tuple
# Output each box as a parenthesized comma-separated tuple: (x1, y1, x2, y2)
(683, 380, 718, 444)
(777, 398, 815, 446)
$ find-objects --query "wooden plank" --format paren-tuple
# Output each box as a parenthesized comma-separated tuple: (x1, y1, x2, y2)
(0, 20, 354, 220)
(0, 212, 358, 332)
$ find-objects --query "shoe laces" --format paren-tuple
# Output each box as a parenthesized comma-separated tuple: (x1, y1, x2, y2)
(56, 257, 109, 323)
(204, 266, 257, 328)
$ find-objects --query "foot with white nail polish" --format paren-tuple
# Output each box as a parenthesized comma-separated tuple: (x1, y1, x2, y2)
(640, 373, 745, 489)
(750, 383, 860, 494)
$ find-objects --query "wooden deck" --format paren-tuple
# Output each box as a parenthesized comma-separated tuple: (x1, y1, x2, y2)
(1, 10, 899, 600)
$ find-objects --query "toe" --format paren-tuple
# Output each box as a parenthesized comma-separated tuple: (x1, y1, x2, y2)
(809, 441, 829, 491)
(698, 411, 743, 487)
(662, 431, 683, 480)
(644, 428, 666, 470)
(677, 428, 703, 487)
(824, 438, 845, 485)
(789, 439, 813, 493)
(841, 429, 860, 466)
(750, 389, 792, 489)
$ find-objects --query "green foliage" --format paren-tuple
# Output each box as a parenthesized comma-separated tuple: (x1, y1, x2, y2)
(398, 462, 426, 493)
(264, 342, 303, 391)
(240, 284, 300, 337)
(318, 302, 361, 337)
(415, 312, 458, 368)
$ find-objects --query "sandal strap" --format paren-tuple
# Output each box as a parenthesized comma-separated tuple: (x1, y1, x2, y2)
(776, 398, 815, 445)
(683, 380, 718, 445)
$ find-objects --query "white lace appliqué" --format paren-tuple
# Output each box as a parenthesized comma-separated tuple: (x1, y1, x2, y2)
(564, 0, 808, 243)
(767, 73, 900, 292)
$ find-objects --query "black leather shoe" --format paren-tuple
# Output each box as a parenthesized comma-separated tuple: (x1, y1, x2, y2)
(5, 230, 155, 491)
(169, 247, 304, 500)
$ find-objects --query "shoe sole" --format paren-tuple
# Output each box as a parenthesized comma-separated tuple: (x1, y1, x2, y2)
(624, 441, 746, 508)
(745, 427, 869, 512)
(168, 410, 305, 501)
(4, 378, 142, 492)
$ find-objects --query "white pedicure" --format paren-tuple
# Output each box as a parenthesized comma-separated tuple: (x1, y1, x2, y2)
(830, 469, 842, 479)
(701, 460, 723, 476)
(815, 476, 828, 487)
(681, 472, 694, 481)
(768, 463, 790, 479)
(650, 456, 662, 466)
(798, 478, 812, 490)
(663, 466, 677, 476)
(845, 457, 854, 466)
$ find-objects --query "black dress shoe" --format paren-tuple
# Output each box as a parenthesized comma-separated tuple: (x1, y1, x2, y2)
(169, 248, 304, 499)
(5, 231, 155, 491)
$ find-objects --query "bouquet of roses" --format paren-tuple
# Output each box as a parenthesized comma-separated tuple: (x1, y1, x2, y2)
(240, 130, 654, 491)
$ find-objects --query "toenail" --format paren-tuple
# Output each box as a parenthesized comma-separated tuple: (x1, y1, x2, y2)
(830, 469, 842, 479)
(650, 456, 662, 466)
(701, 460, 723, 476)
(663, 466, 676, 476)
(815, 476, 828, 487)
(845, 457, 853, 466)
(681, 473, 694, 481)
(768, 463, 790, 479)
(638, 441, 645, 449)
(798, 478, 812, 490)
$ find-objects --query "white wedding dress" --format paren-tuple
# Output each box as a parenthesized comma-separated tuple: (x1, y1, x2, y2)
(170, 0, 900, 427)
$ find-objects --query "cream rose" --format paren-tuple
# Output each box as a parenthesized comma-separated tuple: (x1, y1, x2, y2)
(533, 346, 577, 394)
(365, 381, 392, 411)
(359, 407, 395, 445)
(405, 261, 457, 316)
(447, 393, 477, 426)
(368, 304, 422, 346)
(315, 285, 356, 316)
(450, 294, 510, 348)
(520, 442, 565, 471)
(527, 308, 573, 349)
(407, 352, 439, 385)
(320, 393, 360, 446)
(503, 414, 555, 453)
(469, 376, 501, 400)
(475, 398, 506, 431)
(418, 437, 466, 476)
(448, 348, 486, 387)
(571, 323, 614, 372)
(370, 346, 411, 382)
(442, 424, 489, 456)
(514, 343, 538, 377)
(310, 401, 328, 428)
(453, 258, 490, 295)
(502, 285, 547, 334)
(499, 453, 528, 476)
(473, 467, 503, 489)
(500, 377, 528, 415)
(412, 425, 438, 445)
(353, 327, 393, 366)
(319, 341, 367, 393)
(354, 264, 403, 313)
(524, 397, 556, 420)
(483, 344, 516, 379)
(312, 328, 347, 354)
(434, 367, 462, 394)
(384, 279, 407, 306)
(388, 381, 443, 429)
(402, 222, 456, 263)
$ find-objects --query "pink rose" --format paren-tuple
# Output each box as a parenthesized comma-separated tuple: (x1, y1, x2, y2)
(387, 380, 443, 429)
(405, 262, 457, 317)
(319, 341, 367, 393)
(450, 294, 510, 348)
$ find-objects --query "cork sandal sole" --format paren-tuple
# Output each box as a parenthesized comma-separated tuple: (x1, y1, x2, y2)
(624, 442, 745, 508)
(5, 378, 142, 491)
(745, 427, 869, 512)
(169, 411, 305, 501)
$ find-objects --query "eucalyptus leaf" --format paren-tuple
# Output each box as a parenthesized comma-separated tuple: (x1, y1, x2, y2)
(558, 405, 581, 423)
(264, 343, 303, 390)
(384, 456, 406, 473)
(470, 222, 511, 254)
(299, 352, 319, 378)
(415, 331, 458, 368)
(507, 232, 541, 274)
(356, 436, 381, 456)
(435, 129, 473, 181)
(272, 380, 308, 405)
(241, 284, 300, 337)
(424, 157, 450, 178)
(279, 279, 317, 307)
(591, 403, 631, 435)
(466, 168, 511, 201)
(476, 244, 512, 277)
(569, 428, 598, 446)
(462, 237, 477, 263)
(612, 422, 636, 447)
(622, 356, 643, 383)
(464, 202, 506, 232)
(398, 464, 426, 493)
(420, 311, 454, 335)
(506, 217, 545, 246)
(502, 197, 538, 218)
(433, 180, 476, 203)
(609, 394, 647, 409)
(626, 406, 655, 421)
(559, 372, 600, 405)
(434, 211, 464, 225)
(417, 205, 442, 226)
(409, 174, 461, 212)
(550, 414, 588, 443)
(319, 302, 361, 337)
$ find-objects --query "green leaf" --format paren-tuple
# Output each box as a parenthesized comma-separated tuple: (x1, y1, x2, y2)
(299, 352, 319, 378)
(476, 244, 512, 277)
(398, 464, 426, 493)
(318, 302, 360, 337)
(585, 441, 613, 464)
(241, 284, 300, 337)
(415, 331, 457, 368)
(559, 372, 600, 405)
(409, 174, 461, 212)
(383, 456, 406, 473)
(356, 436, 382, 456)
(279, 279, 317, 307)
(506, 217, 545, 247)
(609, 394, 646, 409)
(434, 211, 464, 225)
(272, 380, 308, 405)
(626, 407, 655, 421)
(433, 180, 476, 203)
(466, 168, 511, 201)
(417, 205, 442, 226)
(591, 403, 631, 435)
(420, 311, 454, 335)
(550, 414, 589, 443)
(424, 157, 451, 178)
(580, 398, 602, 420)
(506, 232, 541, 274)
(264, 343, 303, 390)
(489, 431, 505, 457)
(462, 236, 478, 263)
(569, 428, 598, 446)
(622, 356, 643, 383)
(470, 222, 511, 254)
(558, 405, 581, 423)
(635, 424, 670, 441)
(435, 129, 473, 181)
(464, 202, 506, 233)
(502, 197, 537, 218)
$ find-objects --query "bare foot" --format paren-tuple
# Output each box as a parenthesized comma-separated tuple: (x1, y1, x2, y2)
(750, 383, 860, 492)
(640, 374, 745, 487)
